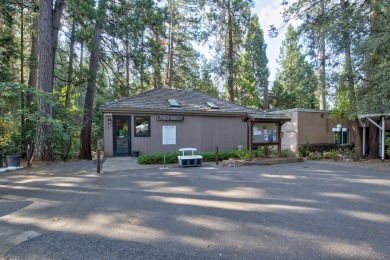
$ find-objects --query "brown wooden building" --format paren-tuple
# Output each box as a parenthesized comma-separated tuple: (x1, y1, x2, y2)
(101, 89, 290, 157)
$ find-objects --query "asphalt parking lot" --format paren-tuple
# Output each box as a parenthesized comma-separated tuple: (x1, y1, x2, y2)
(0, 160, 389, 259)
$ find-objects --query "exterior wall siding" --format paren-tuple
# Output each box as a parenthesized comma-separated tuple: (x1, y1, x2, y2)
(105, 114, 248, 156)
(281, 110, 355, 153)
(297, 112, 353, 145)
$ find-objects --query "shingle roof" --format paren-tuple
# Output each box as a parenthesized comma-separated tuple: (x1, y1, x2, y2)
(101, 88, 259, 115)
(101, 88, 291, 122)
(242, 113, 291, 122)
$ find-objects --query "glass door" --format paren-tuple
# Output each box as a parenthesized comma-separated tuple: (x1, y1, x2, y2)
(113, 116, 131, 156)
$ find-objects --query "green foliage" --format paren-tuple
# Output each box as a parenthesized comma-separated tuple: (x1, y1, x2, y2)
(138, 151, 179, 164)
(306, 152, 322, 160)
(298, 141, 311, 158)
(259, 146, 273, 158)
(235, 14, 269, 109)
(323, 150, 340, 161)
(280, 149, 293, 158)
(271, 25, 318, 109)
(236, 149, 250, 161)
(385, 134, 390, 158)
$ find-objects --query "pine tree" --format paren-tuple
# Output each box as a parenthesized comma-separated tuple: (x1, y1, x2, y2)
(204, 0, 253, 102)
(236, 14, 269, 109)
(272, 25, 318, 109)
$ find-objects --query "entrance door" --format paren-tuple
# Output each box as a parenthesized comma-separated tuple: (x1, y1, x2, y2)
(113, 116, 131, 156)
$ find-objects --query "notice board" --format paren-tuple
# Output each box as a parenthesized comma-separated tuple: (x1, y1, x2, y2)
(253, 123, 279, 143)
(162, 126, 176, 145)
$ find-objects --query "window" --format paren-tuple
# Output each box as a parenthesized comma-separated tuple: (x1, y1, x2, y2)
(168, 99, 180, 107)
(205, 101, 219, 109)
(134, 116, 150, 137)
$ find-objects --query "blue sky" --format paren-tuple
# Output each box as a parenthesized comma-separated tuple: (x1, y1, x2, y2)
(253, 0, 299, 82)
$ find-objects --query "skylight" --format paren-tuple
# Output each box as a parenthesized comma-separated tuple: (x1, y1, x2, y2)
(168, 99, 180, 107)
(205, 101, 219, 109)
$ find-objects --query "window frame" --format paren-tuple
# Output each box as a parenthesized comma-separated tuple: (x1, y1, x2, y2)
(134, 116, 151, 137)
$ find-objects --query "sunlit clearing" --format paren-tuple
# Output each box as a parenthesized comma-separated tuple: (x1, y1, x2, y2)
(149, 196, 321, 214)
(178, 216, 237, 231)
(261, 174, 298, 180)
(340, 210, 390, 223)
(163, 171, 186, 176)
(346, 178, 390, 187)
(205, 187, 265, 199)
(134, 181, 170, 188)
(320, 192, 367, 201)
(320, 241, 377, 259)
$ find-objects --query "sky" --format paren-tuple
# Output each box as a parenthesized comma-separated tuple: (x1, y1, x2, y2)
(253, 0, 298, 82)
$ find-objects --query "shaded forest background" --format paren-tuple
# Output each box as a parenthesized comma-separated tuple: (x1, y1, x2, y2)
(0, 0, 389, 162)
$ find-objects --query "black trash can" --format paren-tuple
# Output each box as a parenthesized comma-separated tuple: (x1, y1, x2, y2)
(133, 151, 140, 157)
(0, 154, 3, 168)
(7, 155, 21, 167)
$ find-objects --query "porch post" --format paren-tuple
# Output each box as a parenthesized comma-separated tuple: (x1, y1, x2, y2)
(278, 122, 282, 157)
(362, 126, 366, 157)
(382, 116, 385, 161)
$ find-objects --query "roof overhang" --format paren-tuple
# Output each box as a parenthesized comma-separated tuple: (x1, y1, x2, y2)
(242, 113, 291, 123)
(358, 113, 390, 120)
(101, 107, 250, 118)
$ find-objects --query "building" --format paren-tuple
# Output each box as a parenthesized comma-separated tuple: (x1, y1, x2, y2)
(100, 88, 290, 157)
(278, 109, 354, 153)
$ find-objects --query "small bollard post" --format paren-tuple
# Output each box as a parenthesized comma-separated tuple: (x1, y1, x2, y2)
(97, 150, 101, 173)
(216, 146, 219, 165)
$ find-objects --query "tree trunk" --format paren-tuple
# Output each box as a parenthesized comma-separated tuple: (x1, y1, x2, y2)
(227, 0, 234, 102)
(166, 2, 174, 89)
(79, 0, 106, 160)
(125, 35, 130, 92)
(65, 22, 76, 108)
(52, 0, 65, 71)
(318, 0, 326, 110)
(368, 122, 379, 158)
(27, 8, 38, 108)
(263, 80, 269, 110)
(78, 40, 84, 106)
(34, 0, 55, 161)
(366, 0, 380, 158)
(20, 0, 25, 147)
(341, 0, 361, 159)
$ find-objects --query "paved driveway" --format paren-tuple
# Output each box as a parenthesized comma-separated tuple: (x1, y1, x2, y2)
(1, 160, 389, 259)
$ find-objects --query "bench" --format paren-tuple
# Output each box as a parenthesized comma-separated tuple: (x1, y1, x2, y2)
(178, 148, 203, 167)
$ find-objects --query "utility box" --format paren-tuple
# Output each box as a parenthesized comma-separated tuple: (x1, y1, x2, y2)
(97, 139, 104, 150)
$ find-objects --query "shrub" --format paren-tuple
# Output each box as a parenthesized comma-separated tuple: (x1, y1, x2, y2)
(306, 152, 322, 160)
(280, 149, 293, 158)
(386, 134, 390, 158)
(298, 142, 311, 158)
(138, 151, 179, 164)
(252, 150, 264, 158)
(323, 149, 340, 161)
(236, 149, 250, 160)
(260, 146, 273, 158)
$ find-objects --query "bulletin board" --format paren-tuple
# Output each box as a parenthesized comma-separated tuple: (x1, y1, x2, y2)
(252, 123, 279, 143)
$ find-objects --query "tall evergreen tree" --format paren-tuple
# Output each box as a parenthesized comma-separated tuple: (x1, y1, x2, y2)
(204, 0, 253, 102)
(34, 0, 65, 161)
(272, 25, 318, 109)
(236, 14, 269, 109)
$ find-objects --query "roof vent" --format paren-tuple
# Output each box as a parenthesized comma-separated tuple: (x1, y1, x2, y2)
(168, 99, 180, 107)
(205, 101, 219, 109)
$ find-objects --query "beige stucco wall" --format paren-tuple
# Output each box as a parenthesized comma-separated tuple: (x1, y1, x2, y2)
(281, 110, 354, 153)
(104, 114, 248, 157)
(281, 111, 298, 152)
